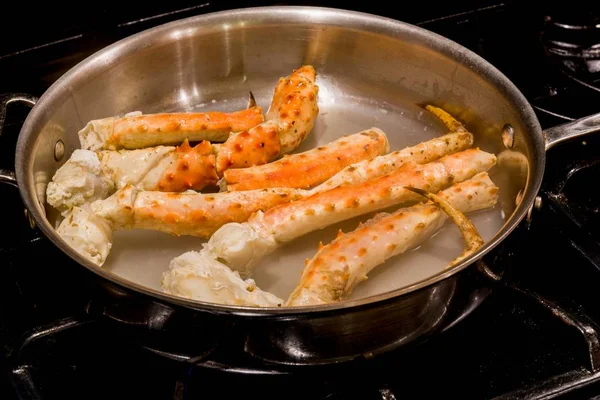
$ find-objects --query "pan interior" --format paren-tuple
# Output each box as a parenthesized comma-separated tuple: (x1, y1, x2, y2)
(103, 80, 507, 301)
(22, 8, 536, 309)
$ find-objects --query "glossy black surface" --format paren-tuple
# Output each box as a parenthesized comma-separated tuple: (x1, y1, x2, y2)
(2, 1, 600, 399)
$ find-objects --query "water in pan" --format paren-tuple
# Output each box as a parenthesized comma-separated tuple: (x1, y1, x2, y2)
(102, 76, 507, 303)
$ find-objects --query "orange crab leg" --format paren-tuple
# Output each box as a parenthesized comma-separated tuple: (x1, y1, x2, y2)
(214, 65, 319, 172)
(78, 102, 264, 151)
(221, 128, 389, 191)
(92, 185, 306, 239)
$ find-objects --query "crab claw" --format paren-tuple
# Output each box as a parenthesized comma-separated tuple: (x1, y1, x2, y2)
(405, 186, 485, 268)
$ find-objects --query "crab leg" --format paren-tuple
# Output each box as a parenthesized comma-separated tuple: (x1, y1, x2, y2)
(220, 128, 389, 191)
(55, 184, 306, 266)
(285, 172, 495, 306)
(47, 140, 219, 215)
(203, 148, 497, 278)
(78, 100, 264, 151)
(309, 105, 473, 195)
(214, 65, 319, 172)
(99, 139, 219, 192)
(267, 65, 320, 155)
(91, 185, 306, 239)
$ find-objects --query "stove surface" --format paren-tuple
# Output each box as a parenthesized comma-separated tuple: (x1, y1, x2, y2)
(2, 2, 600, 399)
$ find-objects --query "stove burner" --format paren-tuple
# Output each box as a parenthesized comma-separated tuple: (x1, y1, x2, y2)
(8, 270, 600, 400)
(553, 159, 600, 239)
(541, 7, 600, 82)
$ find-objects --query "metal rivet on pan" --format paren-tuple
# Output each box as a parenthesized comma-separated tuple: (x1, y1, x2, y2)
(526, 196, 543, 227)
(515, 189, 524, 207)
(24, 208, 36, 229)
(534, 196, 542, 210)
(526, 204, 534, 225)
(54, 140, 65, 161)
(501, 124, 515, 149)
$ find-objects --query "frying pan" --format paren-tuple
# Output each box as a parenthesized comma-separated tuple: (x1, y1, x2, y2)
(1, 6, 597, 366)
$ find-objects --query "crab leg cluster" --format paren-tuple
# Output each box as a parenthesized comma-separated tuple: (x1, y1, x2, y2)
(161, 169, 498, 308)
(47, 66, 320, 215)
(309, 105, 474, 195)
(47, 77, 502, 310)
(55, 115, 494, 266)
(203, 148, 497, 278)
(285, 172, 496, 306)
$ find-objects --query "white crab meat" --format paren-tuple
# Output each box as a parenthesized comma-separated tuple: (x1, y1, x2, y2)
(55, 206, 113, 266)
(46, 149, 114, 216)
(161, 250, 283, 307)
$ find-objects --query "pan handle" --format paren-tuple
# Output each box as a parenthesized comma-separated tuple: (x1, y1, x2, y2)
(543, 112, 600, 151)
(1, 93, 39, 229)
(0, 93, 38, 189)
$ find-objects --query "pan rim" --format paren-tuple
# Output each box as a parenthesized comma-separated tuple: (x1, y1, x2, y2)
(15, 5, 544, 317)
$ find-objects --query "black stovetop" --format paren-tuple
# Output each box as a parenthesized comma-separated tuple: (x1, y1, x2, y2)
(2, 2, 600, 399)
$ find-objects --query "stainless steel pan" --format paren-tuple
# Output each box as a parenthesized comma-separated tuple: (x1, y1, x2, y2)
(1, 6, 598, 365)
